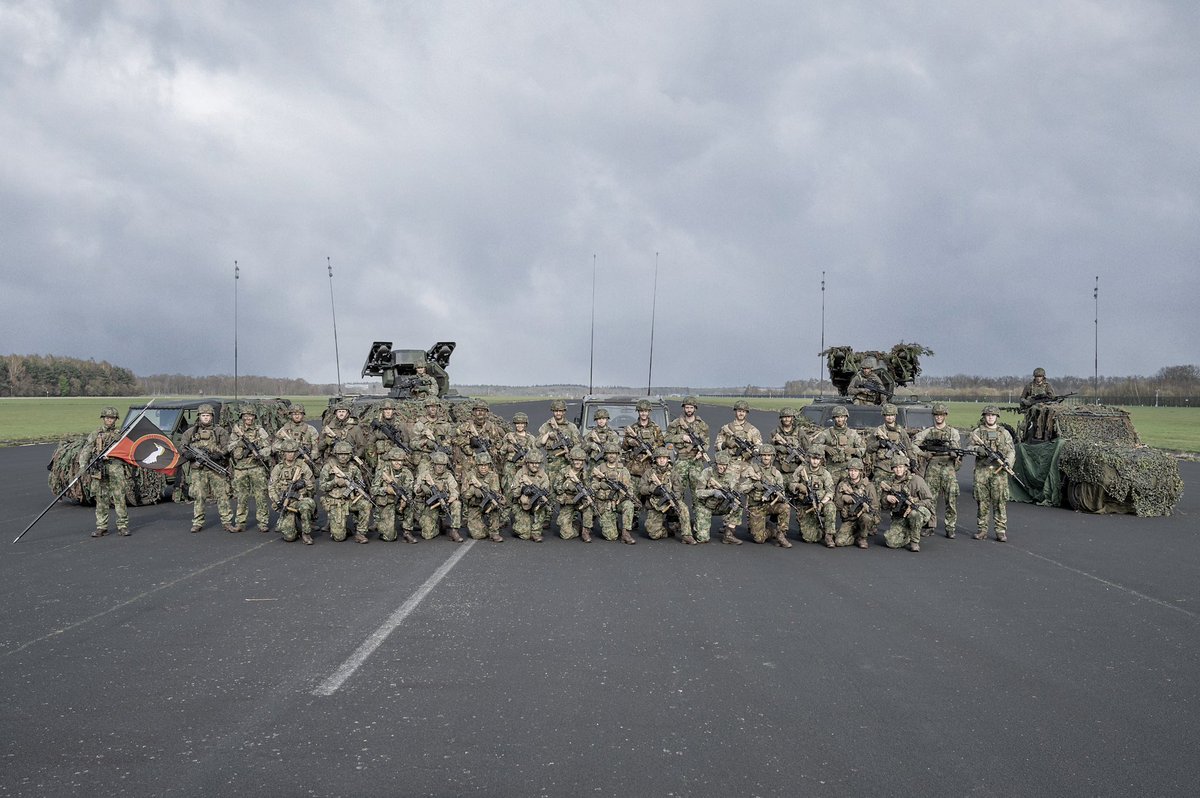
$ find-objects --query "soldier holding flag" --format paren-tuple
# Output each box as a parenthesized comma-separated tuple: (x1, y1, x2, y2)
(80, 406, 131, 537)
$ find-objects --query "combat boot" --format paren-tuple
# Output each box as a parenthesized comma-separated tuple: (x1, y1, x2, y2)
(531, 533, 544, 542)
(488, 532, 504, 543)
(354, 532, 369, 544)
(946, 529, 956, 539)
(448, 528, 464, 543)
(91, 528, 105, 538)
(823, 533, 835, 548)
(721, 527, 742, 545)
(301, 532, 314, 545)
(996, 532, 1008, 542)
(580, 527, 592, 543)
(402, 529, 418, 544)
(774, 531, 793, 548)
(619, 530, 637, 545)
(118, 528, 130, 536)
(681, 533, 697, 545)
(223, 523, 238, 533)
(908, 541, 920, 552)
(972, 530, 988, 540)
(856, 535, 868, 549)
(190, 524, 203, 533)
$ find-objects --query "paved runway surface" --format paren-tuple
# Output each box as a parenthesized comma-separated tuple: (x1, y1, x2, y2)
(2, 402, 1197, 796)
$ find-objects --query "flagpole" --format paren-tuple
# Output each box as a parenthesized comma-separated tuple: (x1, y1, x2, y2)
(646, 251, 659, 396)
(589, 253, 597, 395)
(234, 260, 240, 400)
(13, 400, 157, 543)
(328, 257, 343, 395)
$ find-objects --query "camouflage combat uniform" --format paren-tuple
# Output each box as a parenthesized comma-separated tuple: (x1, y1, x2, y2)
(268, 442, 315, 543)
(583, 410, 622, 464)
(791, 451, 836, 545)
(667, 397, 710, 503)
(509, 452, 551, 541)
(413, 452, 463, 541)
(692, 452, 745, 544)
(769, 408, 809, 492)
(411, 399, 454, 477)
(317, 403, 366, 466)
(737, 445, 792, 547)
(179, 407, 233, 532)
(865, 404, 916, 482)
(454, 401, 505, 481)
(716, 400, 762, 464)
(228, 409, 273, 532)
(273, 407, 320, 464)
(639, 449, 693, 543)
(812, 409, 865, 485)
(553, 450, 595, 541)
(500, 413, 539, 493)
(913, 403, 962, 538)
(835, 459, 878, 548)
(1020, 369, 1058, 440)
(319, 442, 373, 543)
(538, 401, 582, 494)
(847, 358, 885, 405)
(370, 449, 415, 542)
(971, 408, 1016, 542)
(80, 407, 130, 536)
(461, 455, 505, 542)
(590, 444, 636, 543)
(877, 455, 935, 551)
(365, 401, 410, 473)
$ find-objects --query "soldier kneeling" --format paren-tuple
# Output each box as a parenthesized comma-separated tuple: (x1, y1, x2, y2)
(319, 440, 373, 543)
(269, 439, 316, 545)
(414, 451, 463, 542)
(878, 454, 934, 552)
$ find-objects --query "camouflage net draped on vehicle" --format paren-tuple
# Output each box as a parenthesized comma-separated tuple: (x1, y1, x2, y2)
(821, 342, 934, 396)
(322, 398, 512, 431)
(47, 436, 167, 506)
(219, 398, 295, 435)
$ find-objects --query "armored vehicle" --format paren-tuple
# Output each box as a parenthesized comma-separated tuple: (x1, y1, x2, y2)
(801, 396, 933, 435)
(1012, 403, 1182, 516)
(820, 342, 933, 402)
(577, 394, 671, 433)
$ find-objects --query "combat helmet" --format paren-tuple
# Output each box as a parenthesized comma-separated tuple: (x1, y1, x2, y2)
(636, 399, 652, 411)
(602, 442, 621, 454)
(100, 406, 119, 419)
(550, 400, 567, 412)
(513, 412, 529, 424)
(983, 405, 1000, 416)
(380, 399, 396, 410)
(682, 395, 699, 407)
(847, 456, 864, 471)
(472, 399, 489, 411)
(779, 407, 796, 418)
(758, 444, 775, 456)
(653, 446, 671, 459)
(861, 356, 878, 369)
(932, 402, 949, 415)
(733, 400, 750, 411)
(569, 447, 587, 462)
(831, 406, 849, 418)
(385, 447, 407, 461)
(1033, 367, 1046, 378)
(891, 453, 910, 469)
(594, 408, 610, 419)
(240, 404, 258, 417)
(715, 451, 733, 465)
(333, 441, 354, 456)
(475, 452, 493, 465)
(289, 404, 306, 416)
(524, 450, 545, 464)
(808, 445, 826, 461)
(882, 403, 898, 416)
(198, 403, 216, 416)
(277, 438, 299, 453)
(430, 451, 450, 466)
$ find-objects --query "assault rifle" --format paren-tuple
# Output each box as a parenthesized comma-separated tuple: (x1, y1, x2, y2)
(709, 483, 747, 514)
(774, 440, 807, 467)
(379, 472, 412, 505)
(799, 479, 821, 515)
(843, 489, 872, 520)
(468, 434, 493, 456)
(728, 435, 759, 461)
(478, 484, 506, 515)
(918, 440, 973, 459)
(233, 431, 272, 469)
(185, 444, 231, 480)
(1021, 391, 1077, 410)
(873, 435, 906, 460)
(761, 479, 801, 513)
(521, 483, 551, 510)
(628, 433, 655, 463)
(652, 482, 682, 515)
(856, 379, 890, 402)
(883, 485, 915, 517)
(549, 429, 574, 459)
(600, 475, 634, 502)
(508, 443, 528, 464)
(569, 480, 597, 509)
(274, 471, 308, 513)
(976, 445, 1032, 492)
(371, 420, 412, 455)
(331, 464, 375, 506)
(682, 427, 711, 462)
(424, 483, 451, 511)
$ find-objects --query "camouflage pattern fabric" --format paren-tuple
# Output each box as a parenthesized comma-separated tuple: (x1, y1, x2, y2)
(414, 469, 461, 539)
(553, 465, 594, 539)
(639, 463, 690, 540)
(509, 467, 550, 540)
(835, 476, 878, 546)
(739, 461, 791, 544)
(878, 472, 934, 548)
(462, 467, 504, 540)
(49, 436, 165, 507)
(692, 465, 743, 542)
(590, 460, 634, 541)
(371, 462, 414, 541)
(268, 460, 315, 541)
(791, 465, 835, 544)
(319, 461, 372, 541)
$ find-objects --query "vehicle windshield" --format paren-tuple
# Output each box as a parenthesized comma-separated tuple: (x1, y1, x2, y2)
(582, 404, 669, 431)
(122, 408, 182, 433)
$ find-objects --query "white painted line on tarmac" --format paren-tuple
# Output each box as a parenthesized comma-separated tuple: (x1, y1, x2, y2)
(1022, 548, 1198, 620)
(312, 539, 476, 697)
(3, 539, 274, 658)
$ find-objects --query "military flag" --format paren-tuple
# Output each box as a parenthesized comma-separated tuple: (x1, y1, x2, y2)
(105, 415, 181, 475)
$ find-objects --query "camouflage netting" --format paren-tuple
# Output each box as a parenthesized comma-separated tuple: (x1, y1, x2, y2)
(47, 436, 167, 506)
(822, 342, 934, 396)
(219, 398, 295, 435)
(322, 397, 512, 432)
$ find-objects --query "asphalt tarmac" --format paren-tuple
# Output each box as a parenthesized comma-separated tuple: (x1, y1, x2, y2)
(1, 402, 1197, 797)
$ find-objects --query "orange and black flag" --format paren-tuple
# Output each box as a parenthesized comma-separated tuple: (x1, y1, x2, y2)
(107, 416, 182, 476)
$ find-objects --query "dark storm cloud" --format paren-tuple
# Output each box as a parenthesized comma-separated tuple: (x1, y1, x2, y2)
(3, 1, 1197, 389)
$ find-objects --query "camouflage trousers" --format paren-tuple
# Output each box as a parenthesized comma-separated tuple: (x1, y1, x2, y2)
(645, 503, 692, 540)
(91, 473, 129, 532)
(883, 507, 933, 548)
(189, 469, 232, 528)
(692, 499, 742, 543)
(512, 503, 549, 540)
(276, 498, 315, 541)
(419, 500, 462, 539)
(465, 504, 503, 540)
(323, 496, 372, 541)
(925, 461, 960, 533)
(595, 498, 634, 541)
(747, 501, 788, 544)
(798, 503, 835, 544)
(836, 510, 877, 546)
(674, 458, 705, 502)
(232, 466, 270, 529)
(374, 499, 409, 541)
(973, 468, 1009, 536)
(556, 503, 594, 540)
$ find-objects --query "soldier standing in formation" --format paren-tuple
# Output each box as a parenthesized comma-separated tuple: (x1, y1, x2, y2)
(692, 451, 744, 545)
(462, 452, 505, 543)
(411, 398, 452, 475)
(553, 448, 595, 542)
(366, 399, 409, 474)
(739, 444, 792, 547)
(716, 400, 762, 463)
(318, 401, 363, 465)
(229, 405, 273, 533)
(866, 403, 916, 483)
(274, 404, 319, 465)
(770, 407, 808, 501)
(640, 447, 693, 543)
(584, 408, 621, 464)
(268, 438, 315, 545)
(590, 442, 636, 544)
(180, 403, 235, 533)
(813, 406, 864, 487)
(878, 454, 934, 552)
(792, 447, 835, 546)
(537, 400, 581, 497)
(414, 451, 462, 542)
(971, 406, 1016, 542)
(319, 440, 373, 543)
(81, 406, 130, 537)
(371, 447, 415, 543)
(667, 396, 710, 504)
(913, 402, 963, 539)
(455, 400, 504, 481)
(835, 457, 877, 548)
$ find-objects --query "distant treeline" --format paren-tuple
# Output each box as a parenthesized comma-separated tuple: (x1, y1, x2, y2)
(137, 374, 340, 396)
(2, 354, 139, 397)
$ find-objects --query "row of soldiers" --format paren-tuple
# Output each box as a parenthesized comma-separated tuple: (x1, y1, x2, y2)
(85, 395, 1017, 551)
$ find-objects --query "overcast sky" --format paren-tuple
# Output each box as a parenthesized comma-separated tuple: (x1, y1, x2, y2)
(4, 1, 1198, 389)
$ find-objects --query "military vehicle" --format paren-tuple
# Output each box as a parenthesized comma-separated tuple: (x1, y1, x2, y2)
(1011, 402, 1182, 516)
(807, 342, 937, 435)
(577, 394, 671, 433)
(801, 395, 933, 434)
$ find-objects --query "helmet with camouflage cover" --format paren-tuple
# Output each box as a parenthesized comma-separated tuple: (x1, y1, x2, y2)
(594, 408, 610, 419)
(475, 452, 493, 465)
(602, 442, 621, 454)
(636, 399, 652, 411)
(277, 438, 299, 453)
(472, 399, 489, 411)
(847, 456, 864, 470)
(335, 399, 353, 412)
(715, 451, 733, 465)
(808, 445, 826, 460)
(550, 399, 567, 411)
(569, 447, 587, 461)
(289, 404, 306, 416)
(891, 453, 910, 468)
(513, 412, 528, 424)
(779, 407, 796, 418)
(198, 403, 216, 416)
(932, 402, 949, 415)
(430, 451, 450, 465)
(653, 446, 671, 458)
(385, 447, 407, 461)
(882, 403, 898, 416)
(983, 405, 1000, 416)
(758, 444, 775, 456)
(861, 356, 877, 369)
(380, 398, 396, 410)
(240, 404, 258, 417)
(683, 395, 699, 407)
(733, 400, 750, 411)
(524, 450, 544, 464)
(333, 440, 353, 455)
(424, 397, 440, 408)
(1033, 367, 1046, 378)
(100, 406, 119, 419)
(831, 406, 849, 418)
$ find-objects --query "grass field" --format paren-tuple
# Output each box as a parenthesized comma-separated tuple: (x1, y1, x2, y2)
(2, 395, 1196, 453)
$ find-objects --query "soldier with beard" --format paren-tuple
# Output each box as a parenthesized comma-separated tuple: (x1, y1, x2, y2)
(180, 403, 235, 533)
(80, 406, 131, 537)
